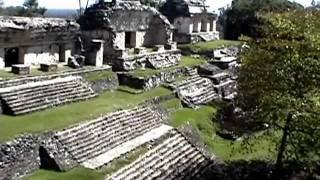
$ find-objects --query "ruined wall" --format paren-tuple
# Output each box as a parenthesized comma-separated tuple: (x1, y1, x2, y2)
(0, 135, 40, 180)
(115, 32, 125, 50)
(136, 31, 146, 48)
(173, 17, 193, 34)
(118, 67, 185, 90)
(24, 45, 59, 66)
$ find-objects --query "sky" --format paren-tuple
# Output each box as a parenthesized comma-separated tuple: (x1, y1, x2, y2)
(2, 0, 313, 11)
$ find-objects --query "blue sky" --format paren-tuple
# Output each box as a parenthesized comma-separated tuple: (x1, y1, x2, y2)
(3, 0, 313, 10)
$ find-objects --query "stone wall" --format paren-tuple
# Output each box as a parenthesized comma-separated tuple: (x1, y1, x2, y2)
(112, 50, 181, 71)
(88, 76, 119, 93)
(118, 67, 185, 90)
(0, 135, 40, 180)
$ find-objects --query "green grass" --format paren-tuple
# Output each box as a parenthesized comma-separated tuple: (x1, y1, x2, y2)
(117, 85, 144, 94)
(179, 40, 241, 55)
(160, 98, 182, 110)
(132, 56, 205, 77)
(170, 106, 277, 161)
(0, 87, 172, 142)
(25, 167, 104, 180)
(83, 70, 116, 82)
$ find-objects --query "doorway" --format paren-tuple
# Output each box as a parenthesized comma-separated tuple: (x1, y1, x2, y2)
(125, 32, 136, 48)
(4, 48, 19, 67)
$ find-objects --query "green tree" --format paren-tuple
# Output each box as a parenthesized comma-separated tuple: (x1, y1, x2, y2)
(238, 10, 320, 174)
(18, 0, 46, 17)
(224, 0, 303, 39)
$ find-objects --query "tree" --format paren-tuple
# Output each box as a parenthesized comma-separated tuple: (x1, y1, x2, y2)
(18, 0, 46, 17)
(223, 0, 303, 40)
(237, 10, 320, 175)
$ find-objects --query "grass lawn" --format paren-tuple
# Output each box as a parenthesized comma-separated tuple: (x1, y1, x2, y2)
(160, 98, 182, 110)
(170, 106, 277, 161)
(0, 87, 171, 142)
(26, 146, 149, 180)
(132, 56, 205, 77)
(179, 40, 241, 55)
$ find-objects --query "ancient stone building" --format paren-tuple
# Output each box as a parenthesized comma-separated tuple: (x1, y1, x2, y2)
(0, 16, 79, 69)
(160, 0, 219, 43)
(79, 0, 181, 71)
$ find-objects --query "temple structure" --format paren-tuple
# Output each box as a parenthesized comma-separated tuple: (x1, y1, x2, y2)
(79, 0, 181, 71)
(160, 0, 219, 43)
(0, 17, 79, 69)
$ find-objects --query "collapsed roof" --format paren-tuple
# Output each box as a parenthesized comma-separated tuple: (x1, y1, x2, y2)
(0, 16, 79, 32)
(79, 1, 174, 31)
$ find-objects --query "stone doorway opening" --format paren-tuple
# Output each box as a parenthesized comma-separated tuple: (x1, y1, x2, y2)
(125, 32, 136, 48)
(4, 47, 19, 67)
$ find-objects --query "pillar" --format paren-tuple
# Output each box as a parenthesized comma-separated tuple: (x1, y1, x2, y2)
(0, 48, 5, 69)
(86, 39, 104, 67)
(210, 20, 217, 32)
(18, 46, 26, 65)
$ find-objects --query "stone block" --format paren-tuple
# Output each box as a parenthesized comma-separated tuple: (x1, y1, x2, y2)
(134, 47, 147, 54)
(68, 55, 85, 69)
(40, 63, 58, 72)
(153, 45, 165, 52)
(165, 42, 177, 50)
(11, 64, 30, 75)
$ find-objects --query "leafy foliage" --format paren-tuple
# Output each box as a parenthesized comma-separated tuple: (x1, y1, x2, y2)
(223, 0, 303, 40)
(238, 10, 320, 170)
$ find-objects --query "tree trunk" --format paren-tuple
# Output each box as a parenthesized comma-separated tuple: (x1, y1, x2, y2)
(274, 112, 293, 177)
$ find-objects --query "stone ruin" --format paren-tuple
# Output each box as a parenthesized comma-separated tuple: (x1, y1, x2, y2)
(0, 16, 79, 70)
(0, 75, 96, 115)
(79, 0, 181, 71)
(169, 74, 219, 108)
(160, 0, 220, 44)
(41, 105, 171, 170)
(198, 63, 237, 101)
(107, 129, 214, 180)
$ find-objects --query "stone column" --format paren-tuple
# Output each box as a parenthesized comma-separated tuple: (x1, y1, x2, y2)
(86, 39, 104, 67)
(18, 46, 26, 65)
(210, 20, 217, 32)
(0, 48, 5, 69)
(59, 44, 66, 63)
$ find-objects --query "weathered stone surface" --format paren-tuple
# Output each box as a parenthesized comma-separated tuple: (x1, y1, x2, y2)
(118, 67, 185, 90)
(40, 63, 58, 72)
(11, 64, 30, 75)
(89, 76, 119, 93)
(112, 50, 181, 71)
(0, 135, 40, 180)
(68, 55, 85, 69)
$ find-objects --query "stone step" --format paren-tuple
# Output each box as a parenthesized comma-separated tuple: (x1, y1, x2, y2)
(6, 83, 88, 106)
(1, 79, 80, 98)
(107, 130, 210, 180)
(11, 88, 94, 111)
(13, 93, 96, 115)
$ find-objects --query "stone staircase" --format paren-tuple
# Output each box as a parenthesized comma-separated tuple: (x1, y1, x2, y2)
(0, 76, 96, 115)
(51, 106, 168, 169)
(107, 129, 212, 180)
(171, 76, 218, 107)
(147, 52, 181, 69)
(185, 67, 198, 76)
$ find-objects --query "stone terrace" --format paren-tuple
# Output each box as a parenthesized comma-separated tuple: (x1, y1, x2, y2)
(46, 105, 169, 170)
(0, 76, 96, 115)
(107, 129, 213, 180)
(170, 75, 218, 107)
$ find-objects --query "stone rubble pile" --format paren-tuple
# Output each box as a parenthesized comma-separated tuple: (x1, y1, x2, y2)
(198, 64, 237, 101)
(171, 75, 219, 108)
(0, 76, 96, 115)
(107, 129, 213, 180)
